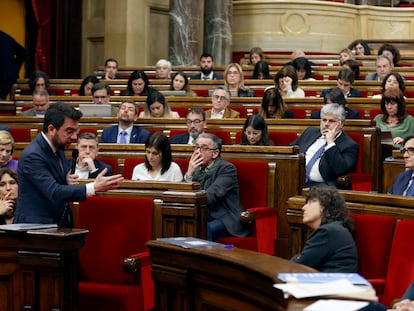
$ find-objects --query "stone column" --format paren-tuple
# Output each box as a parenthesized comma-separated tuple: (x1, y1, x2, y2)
(169, 0, 203, 66)
(204, 0, 232, 66)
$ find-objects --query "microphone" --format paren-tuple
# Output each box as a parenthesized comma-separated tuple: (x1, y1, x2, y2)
(71, 149, 79, 174)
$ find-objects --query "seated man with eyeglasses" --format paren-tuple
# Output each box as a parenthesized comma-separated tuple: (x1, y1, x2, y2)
(388, 135, 414, 196)
(91, 82, 117, 117)
(184, 133, 249, 241)
(205, 86, 240, 119)
(170, 108, 206, 145)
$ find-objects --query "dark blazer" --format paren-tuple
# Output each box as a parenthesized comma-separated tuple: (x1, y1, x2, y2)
(291, 221, 358, 272)
(66, 159, 113, 178)
(101, 125, 150, 143)
(388, 169, 413, 195)
(192, 157, 249, 238)
(365, 73, 379, 81)
(311, 108, 360, 120)
(290, 127, 359, 187)
(0, 30, 26, 81)
(14, 134, 87, 227)
(237, 88, 255, 97)
(191, 72, 223, 80)
(170, 133, 190, 144)
(320, 87, 362, 98)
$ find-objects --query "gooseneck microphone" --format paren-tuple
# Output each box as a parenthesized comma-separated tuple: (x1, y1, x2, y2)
(71, 149, 79, 174)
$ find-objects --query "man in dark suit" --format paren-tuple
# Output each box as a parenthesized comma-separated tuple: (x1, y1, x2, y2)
(21, 89, 50, 117)
(191, 53, 223, 80)
(101, 100, 150, 144)
(320, 67, 362, 98)
(365, 55, 393, 82)
(0, 30, 26, 99)
(14, 102, 124, 227)
(69, 132, 113, 179)
(388, 135, 414, 196)
(170, 108, 206, 144)
(184, 133, 249, 241)
(290, 103, 359, 188)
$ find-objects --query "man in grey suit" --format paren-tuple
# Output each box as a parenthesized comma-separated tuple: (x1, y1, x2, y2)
(365, 55, 393, 82)
(21, 89, 50, 117)
(184, 133, 249, 241)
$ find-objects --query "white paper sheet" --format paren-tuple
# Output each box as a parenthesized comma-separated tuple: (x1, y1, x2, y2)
(304, 299, 369, 311)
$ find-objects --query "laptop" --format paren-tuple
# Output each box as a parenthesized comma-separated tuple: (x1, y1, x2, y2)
(78, 104, 112, 117)
(159, 90, 186, 97)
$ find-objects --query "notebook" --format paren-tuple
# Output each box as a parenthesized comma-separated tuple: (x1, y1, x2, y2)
(78, 104, 112, 117)
(381, 131, 394, 146)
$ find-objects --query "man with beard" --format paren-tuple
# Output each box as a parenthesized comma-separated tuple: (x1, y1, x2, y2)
(14, 102, 124, 227)
(100, 100, 150, 143)
(170, 108, 206, 144)
(191, 53, 223, 80)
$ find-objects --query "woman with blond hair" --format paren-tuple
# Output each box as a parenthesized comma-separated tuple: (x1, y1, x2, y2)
(0, 130, 17, 171)
(224, 63, 255, 97)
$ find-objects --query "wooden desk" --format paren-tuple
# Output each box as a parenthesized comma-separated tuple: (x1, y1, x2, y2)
(147, 239, 315, 311)
(0, 227, 88, 311)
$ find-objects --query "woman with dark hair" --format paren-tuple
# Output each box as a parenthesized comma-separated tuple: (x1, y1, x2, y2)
(274, 65, 305, 98)
(0, 168, 18, 224)
(241, 114, 274, 146)
(131, 132, 183, 181)
(292, 57, 314, 80)
(373, 72, 406, 99)
(259, 87, 293, 119)
(291, 186, 358, 272)
(343, 59, 361, 80)
(378, 43, 401, 67)
(249, 46, 264, 66)
(311, 87, 360, 119)
(78, 75, 99, 96)
(123, 70, 152, 96)
(354, 40, 371, 56)
(252, 60, 271, 79)
(170, 71, 195, 96)
(373, 88, 414, 147)
(29, 70, 50, 93)
(138, 89, 179, 118)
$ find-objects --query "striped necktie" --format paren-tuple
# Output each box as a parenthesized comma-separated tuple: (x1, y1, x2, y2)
(306, 143, 327, 182)
(404, 175, 414, 196)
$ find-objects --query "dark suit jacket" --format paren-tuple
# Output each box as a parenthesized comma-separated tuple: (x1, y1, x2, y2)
(290, 127, 359, 187)
(192, 157, 249, 238)
(0, 30, 26, 81)
(388, 169, 413, 195)
(311, 108, 360, 120)
(66, 159, 113, 178)
(170, 133, 190, 144)
(291, 221, 358, 272)
(14, 134, 87, 227)
(191, 72, 223, 80)
(320, 87, 362, 98)
(101, 125, 150, 143)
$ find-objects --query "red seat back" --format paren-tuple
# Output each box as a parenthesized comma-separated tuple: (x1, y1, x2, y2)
(288, 108, 307, 119)
(382, 219, 414, 306)
(370, 109, 382, 120)
(346, 132, 364, 174)
(123, 158, 145, 179)
(77, 196, 153, 284)
(97, 157, 119, 174)
(270, 131, 298, 146)
(10, 128, 31, 142)
(205, 130, 231, 144)
(352, 214, 396, 295)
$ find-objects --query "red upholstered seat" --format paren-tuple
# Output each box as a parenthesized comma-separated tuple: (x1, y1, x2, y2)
(216, 160, 277, 255)
(370, 108, 382, 120)
(76, 196, 154, 311)
(205, 129, 231, 144)
(288, 108, 307, 119)
(381, 219, 414, 307)
(97, 157, 119, 174)
(10, 128, 31, 142)
(192, 89, 210, 96)
(235, 131, 297, 146)
(352, 214, 396, 296)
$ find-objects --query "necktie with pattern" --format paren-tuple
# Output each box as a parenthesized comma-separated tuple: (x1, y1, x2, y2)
(120, 131, 127, 144)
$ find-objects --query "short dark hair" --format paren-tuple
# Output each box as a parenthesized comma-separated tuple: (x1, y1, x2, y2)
(186, 107, 205, 119)
(403, 134, 414, 146)
(343, 60, 360, 80)
(0, 168, 18, 184)
(306, 186, 353, 231)
(92, 82, 110, 96)
(144, 132, 173, 175)
(43, 102, 82, 133)
(77, 132, 98, 144)
(378, 43, 400, 66)
(354, 40, 371, 55)
(252, 60, 271, 79)
(324, 87, 347, 107)
(200, 53, 214, 61)
(105, 58, 118, 67)
(197, 133, 223, 153)
(337, 67, 355, 84)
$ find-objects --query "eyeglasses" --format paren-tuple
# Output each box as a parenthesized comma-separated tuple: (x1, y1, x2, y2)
(193, 145, 216, 152)
(245, 130, 261, 136)
(400, 147, 414, 155)
(93, 95, 108, 99)
(186, 119, 204, 125)
(213, 95, 229, 101)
